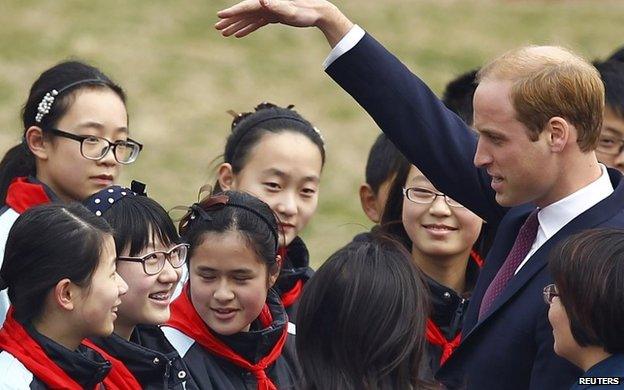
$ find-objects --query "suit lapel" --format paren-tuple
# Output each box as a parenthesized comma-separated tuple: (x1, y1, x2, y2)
(462, 170, 624, 342)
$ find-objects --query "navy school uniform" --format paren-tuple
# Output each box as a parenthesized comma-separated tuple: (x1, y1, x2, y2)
(163, 288, 300, 390)
(425, 252, 481, 375)
(0, 321, 111, 389)
(275, 237, 314, 323)
(571, 354, 624, 389)
(90, 324, 199, 389)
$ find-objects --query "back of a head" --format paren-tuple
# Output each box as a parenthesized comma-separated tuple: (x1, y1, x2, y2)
(478, 45, 604, 152)
(365, 134, 406, 196)
(296, 235, 430, 390)
(442, 69, 479, 126)
(0, 203, 112, 323)
(608, 45, 624, 63)
(594, 60, 624, 117)
(549, 229, 624, 354)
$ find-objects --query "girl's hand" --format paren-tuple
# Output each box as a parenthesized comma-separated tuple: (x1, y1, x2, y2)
(216, 0, 353, 47)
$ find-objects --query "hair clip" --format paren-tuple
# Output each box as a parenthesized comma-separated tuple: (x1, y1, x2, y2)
(131, 180, 147, 196)
(35, 90, 58, 123)
(34, 78, 106, 123)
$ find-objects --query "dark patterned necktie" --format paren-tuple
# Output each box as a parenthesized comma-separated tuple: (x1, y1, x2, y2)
(478, 210, 540, 320)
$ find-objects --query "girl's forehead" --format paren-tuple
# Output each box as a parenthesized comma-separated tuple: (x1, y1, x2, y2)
(241, 132, 323, 173)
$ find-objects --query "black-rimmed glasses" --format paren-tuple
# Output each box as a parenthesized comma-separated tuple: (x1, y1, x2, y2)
(117, 243, 189, 275)
(596, 135, 624, 156)
(542, 284, 560, 305)
(402, 187, 465, 208)
(45, 128, 143, 164)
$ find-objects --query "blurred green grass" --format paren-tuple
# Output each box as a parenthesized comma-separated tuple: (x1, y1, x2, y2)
(0, 0, 622, 267)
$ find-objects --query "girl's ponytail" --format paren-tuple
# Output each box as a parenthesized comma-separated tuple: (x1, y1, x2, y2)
(0, 143, 35, 207)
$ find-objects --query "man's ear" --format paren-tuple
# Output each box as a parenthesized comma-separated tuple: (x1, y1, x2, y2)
(25, 126, 49, 160)
(53, 278, 76, 312)
(546, 117, 570, 153)
(217, 163, 235, 191)
(359, 183, 381, 223)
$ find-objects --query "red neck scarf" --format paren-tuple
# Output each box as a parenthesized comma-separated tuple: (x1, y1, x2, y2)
(470, 249, 484, 268)
(0, 308, 139, 389)
(5, 177, 52, 213)
(167, 285, 288, 390)
(280, 279, 303, 308)
(425, 318, 461, 365)
(427, 249, 483, 365)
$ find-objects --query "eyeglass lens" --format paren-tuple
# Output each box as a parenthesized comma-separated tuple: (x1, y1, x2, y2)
(81, 137, 140, 163)
(143, 245, 188, 274)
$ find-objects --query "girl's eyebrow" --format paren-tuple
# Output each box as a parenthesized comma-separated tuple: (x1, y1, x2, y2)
(262, 168, 320, 183)
(74, 121, 129, 134)
(196, 266, 254, 275)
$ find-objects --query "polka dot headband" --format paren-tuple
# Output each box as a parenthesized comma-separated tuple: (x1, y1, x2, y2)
(84, 181, 147, 216)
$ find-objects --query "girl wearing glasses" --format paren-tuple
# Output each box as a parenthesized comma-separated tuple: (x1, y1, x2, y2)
(545, 229, 624, 389)
(163, 190, 299, 390)
(214, 102, 324, 323)
(83, 185, 198, 389)
(0, 204, 134, 389)
(381, 160, 483, 375)
(0, 61, 142, 324)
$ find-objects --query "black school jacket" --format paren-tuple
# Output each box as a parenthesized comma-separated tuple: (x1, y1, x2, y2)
(162, 290, 300, 390)
(0, 323, 110, 389)
(275, 237, 314, 323)
(90, 325, 198, 389)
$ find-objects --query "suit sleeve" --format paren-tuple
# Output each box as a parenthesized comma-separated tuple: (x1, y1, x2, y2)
(529, 304, 582, 389)
(325, 33, 506, 224)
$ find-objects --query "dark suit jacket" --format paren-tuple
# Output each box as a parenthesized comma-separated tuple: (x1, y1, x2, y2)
(571, 354, 624, 389)
(326, 32, 624, 390)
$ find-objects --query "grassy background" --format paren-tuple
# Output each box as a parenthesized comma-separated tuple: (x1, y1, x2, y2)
(0, 0, 622, 267)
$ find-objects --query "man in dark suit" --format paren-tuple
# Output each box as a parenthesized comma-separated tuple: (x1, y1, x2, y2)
(216, 1, 624, 389)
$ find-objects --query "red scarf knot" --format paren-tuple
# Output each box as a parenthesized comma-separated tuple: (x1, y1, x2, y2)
(425, 318, 461, 365)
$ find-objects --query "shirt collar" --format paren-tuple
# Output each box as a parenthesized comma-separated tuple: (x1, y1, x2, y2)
(538, 164, 613, 240)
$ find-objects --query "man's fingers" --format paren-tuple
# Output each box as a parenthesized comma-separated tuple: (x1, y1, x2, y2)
(220, 17, 259, 37)
(215, 15, 247, 31)
(217, 0, 263, 18)
(234, 18, 269, 38)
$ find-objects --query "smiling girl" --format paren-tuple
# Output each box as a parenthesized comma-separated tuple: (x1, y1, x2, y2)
(0, 204, 132, 389)
(83, 185, 198, 389)
(214, 102, 325, 322)
(0, 61, 142, 324)
(163, 190, 299, 389)
(382, 161, 483, 374)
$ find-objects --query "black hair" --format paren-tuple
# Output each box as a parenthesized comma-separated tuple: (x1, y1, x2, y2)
(296, 235, 433, 390)
(0, 203, 113, 323)
(0, 60, 126, 206)
(215, 103, 325, 192)
(549, 229, 624, 354)
(179, 190, 279, 271)
(379, 157, 416, 250)
(608, 46, 624, 63)
(99, 195, 179, 257)
(365, 133, 406, 195)
(441, 69, 479, 126)
(594, 60, 624, 117)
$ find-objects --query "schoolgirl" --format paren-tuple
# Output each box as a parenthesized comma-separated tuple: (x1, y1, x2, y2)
(0, 60, 142, 324)
(163, 190, 299, 390)
(214, 102, 325, 322)
(0, 203, 138, 389)
(83, 184, 198, 389)
(381, 160, 484, 374)
(296, 236, 433, 390)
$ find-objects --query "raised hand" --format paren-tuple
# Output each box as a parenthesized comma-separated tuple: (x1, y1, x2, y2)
(216, 0, 353, 47)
